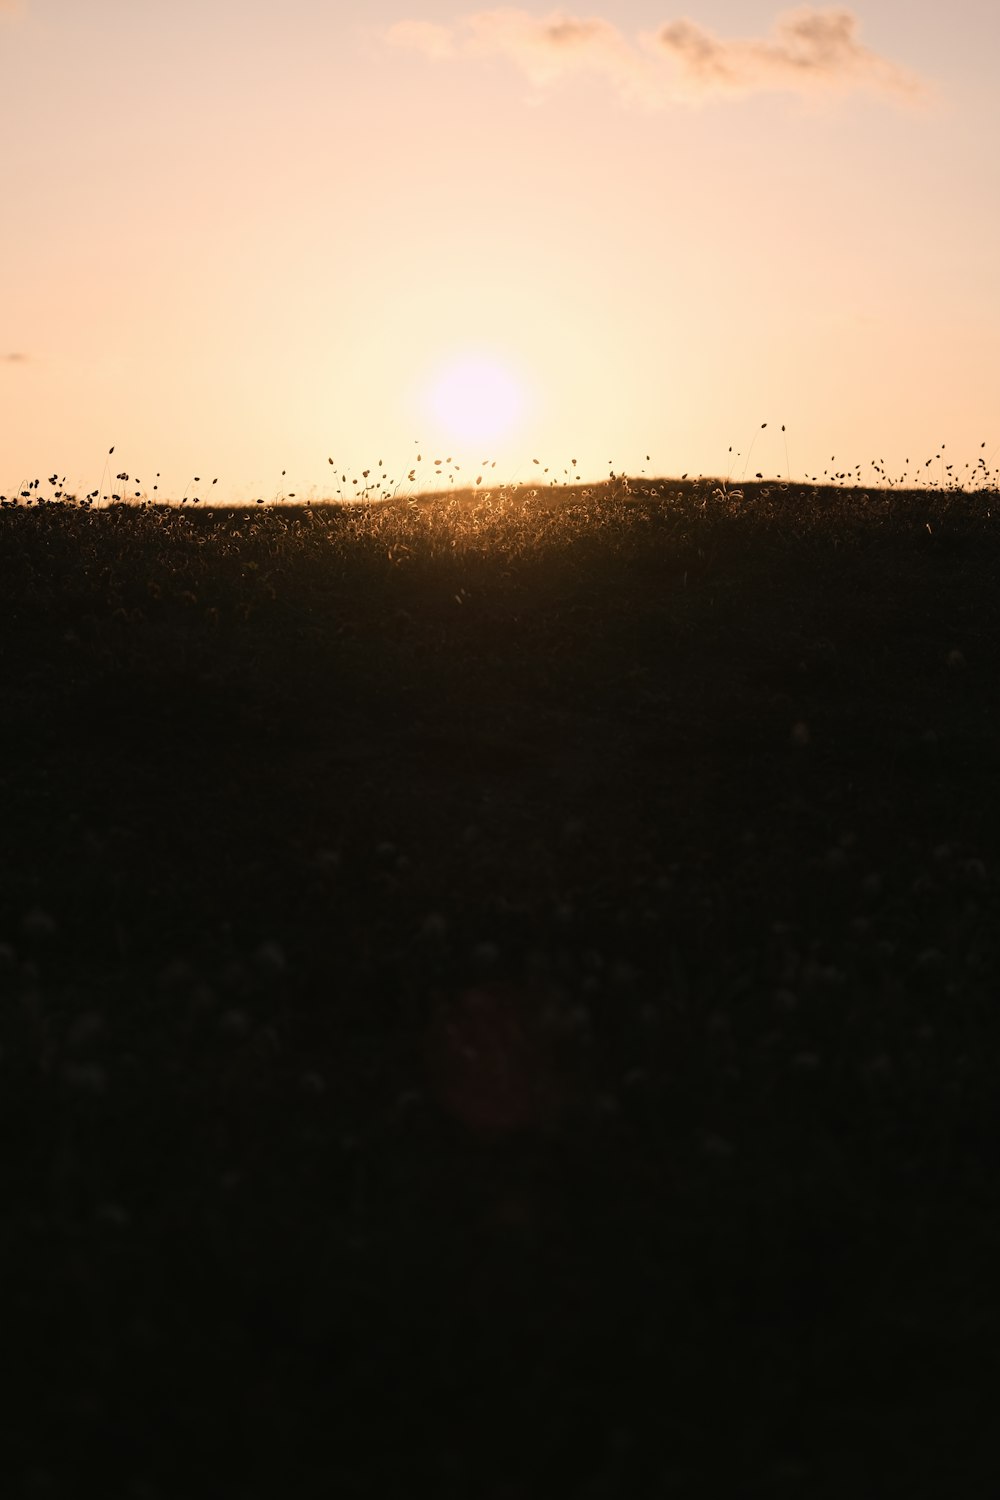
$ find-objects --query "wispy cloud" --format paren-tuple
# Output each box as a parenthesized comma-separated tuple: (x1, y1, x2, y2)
(652, 8, 926, 101)
(386, 9, 649, 100)
(386, 20, 458, 61)
(383, 7, 929, 108)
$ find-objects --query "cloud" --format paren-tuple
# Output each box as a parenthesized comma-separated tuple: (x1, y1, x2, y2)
(383, 7, 929, 107)
(386, 20, 458, 60)
(2, 352, 28, 363)
(386, 8, 649, 100)
(652, 8, 926, 101)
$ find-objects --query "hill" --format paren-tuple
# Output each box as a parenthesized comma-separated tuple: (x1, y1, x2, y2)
(3, 479, 999, 1496)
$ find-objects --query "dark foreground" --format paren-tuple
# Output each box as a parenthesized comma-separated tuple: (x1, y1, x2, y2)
(3, 481, 1000, 1497)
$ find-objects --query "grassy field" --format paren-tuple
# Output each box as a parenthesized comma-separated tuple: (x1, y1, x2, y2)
(3, 478, 1000, 1497)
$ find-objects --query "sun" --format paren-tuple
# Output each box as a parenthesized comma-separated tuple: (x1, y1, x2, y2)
(424, 354, 526, 446)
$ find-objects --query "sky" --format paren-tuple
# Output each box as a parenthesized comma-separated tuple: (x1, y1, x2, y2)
(2, 1, 998, 501)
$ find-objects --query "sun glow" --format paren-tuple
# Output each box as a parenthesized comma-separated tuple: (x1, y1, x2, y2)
(424, 355, 527, 446)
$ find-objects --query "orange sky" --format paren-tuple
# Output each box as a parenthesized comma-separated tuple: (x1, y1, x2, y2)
(2, 2, 998, 501)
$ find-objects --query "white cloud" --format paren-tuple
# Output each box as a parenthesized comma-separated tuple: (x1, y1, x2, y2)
(383, 7, 929, 108)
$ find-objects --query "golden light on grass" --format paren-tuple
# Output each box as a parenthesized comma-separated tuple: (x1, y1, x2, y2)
(423, 353, 528, 448)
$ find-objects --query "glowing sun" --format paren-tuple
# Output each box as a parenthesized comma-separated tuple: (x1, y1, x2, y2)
(425, 354, 526, 445)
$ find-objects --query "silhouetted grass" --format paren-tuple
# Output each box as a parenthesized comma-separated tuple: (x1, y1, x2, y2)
(3, 478, 1000, 1497)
